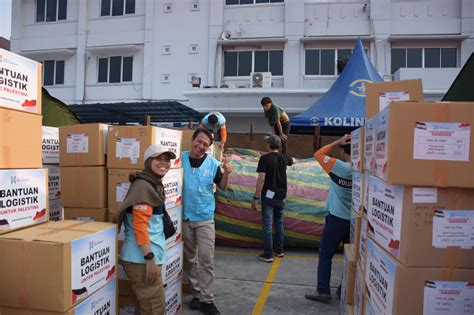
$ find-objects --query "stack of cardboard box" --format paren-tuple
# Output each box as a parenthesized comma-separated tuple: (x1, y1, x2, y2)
(106, 125, 185, 314)
(59, 123, 109, 222)
(0, 49, 49, 234)
(344, 80, 474, 315)
(42, 126, 62, 221)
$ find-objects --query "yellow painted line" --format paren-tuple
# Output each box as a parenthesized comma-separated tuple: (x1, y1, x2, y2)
(215, 249, 344, 262)
(252, 257, 282, 315)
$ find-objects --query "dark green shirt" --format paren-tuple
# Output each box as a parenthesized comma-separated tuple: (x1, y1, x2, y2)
(264, 104, 284, 126)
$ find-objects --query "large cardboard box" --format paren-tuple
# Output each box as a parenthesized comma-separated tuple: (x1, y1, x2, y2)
(42, 126, 60, 164)
(358, 217, 368, 271)
(0, 277, 117, 315)
(374, 101, 474, 187)
(340, 244, 356, 306)
(350, 209, 361, 259)
(352, 171, 365, 216)
(367, 175, 474, 268)
(0, 220, 117, 312)
(0, 107, 42, 169)
(64, 207, 108, 222)
(365, 79, 423, 119)
(0, 168, 48, 234)
(0, 49, 42, 115)
(108, 168, 183, 216)
(363, 173, 370, 217)
(363, 114, 377, 174)
(49, 198, 63, 221)
(107, 126, 182, 170)
(351, 127, 364, 171)
(61, 166, 107, 208)
(45, 164, 61, 200)
(365, 238, 474, 315)
(354, 261, 365, 315)
(59, 123, 108, 166)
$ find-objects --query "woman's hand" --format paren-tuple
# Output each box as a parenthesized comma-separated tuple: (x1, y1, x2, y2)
(145, 259, 159, 284)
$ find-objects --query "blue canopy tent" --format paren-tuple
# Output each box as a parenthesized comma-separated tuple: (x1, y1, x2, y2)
(291, 39, 383, 129)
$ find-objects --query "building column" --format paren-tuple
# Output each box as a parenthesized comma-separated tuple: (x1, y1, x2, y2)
(75, 0, 88, 103)
(284, 0, 305, 89)
(142, 0, 154, 100)
(370, 0, 391, 78)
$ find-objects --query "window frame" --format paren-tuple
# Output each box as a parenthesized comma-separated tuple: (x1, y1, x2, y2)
(225, 0, 284, 5)
(36, 0, 67, 23)
(42, 59, 65, 86)
(304, 47, 368, 77)
(223, 49, 284, 78)
(101, 0, 136, 17)
(97, 56, 134, 84)
(390, 47, 458, 74)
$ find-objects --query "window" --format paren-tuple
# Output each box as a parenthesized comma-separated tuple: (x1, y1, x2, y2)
(43, 60, 64, 86)
(224, 50, 283, 76)
(101, 0, 135, 16)
(391, 48, 457, 74)
(305, 48, 364, 76)
(98, 56, 133, 83)
(36, 0, 67, 22)
(226, 0, 283, 4)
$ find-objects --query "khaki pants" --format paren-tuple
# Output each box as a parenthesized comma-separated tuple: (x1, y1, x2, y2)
(183, 220, 216, 303)
(122, 261, 165, 315)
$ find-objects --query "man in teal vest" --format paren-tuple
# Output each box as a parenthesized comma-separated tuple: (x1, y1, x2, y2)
(182, 128, 232, 315)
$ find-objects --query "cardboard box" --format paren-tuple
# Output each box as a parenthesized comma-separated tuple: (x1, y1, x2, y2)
(350, 209, 361, 259)
(166, 205, 183, 249)
(367, 175, 474, 268)
(363, 172, 370, 217)
(180, 129, 194, 153)
(351, 127, 364, 171)
(64, 207, 108, 222)
(61, 166, 107, 208)
(354, 261, 365, 315)
(363, 114, 377, 174)
(365, 79, 423, 119)
(365, 238, 474, 315)
(108, 168, 183, 216)
(0, 49, 42, 115)
(352, 171, 365, 216)
(0, 107, 42, 169)
(44, 164, 61, 200)
(42, 126, 60, 164)
(374, 101, 474, 187)
(0, 277, 117, 315)
(340, 244, 356, 305)
(358, 217, 368, 271)
(49, 198, 63, 221)
(59, 123, 108, 166)
(107, 126, 182, 170)
(0, 168, 48, 234)
(0, 220, 117, 312)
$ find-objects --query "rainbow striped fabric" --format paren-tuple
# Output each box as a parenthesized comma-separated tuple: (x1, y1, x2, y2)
(215, 148, 330, 248)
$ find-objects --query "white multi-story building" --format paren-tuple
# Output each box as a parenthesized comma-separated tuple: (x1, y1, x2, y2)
(11, 0, 474, 132)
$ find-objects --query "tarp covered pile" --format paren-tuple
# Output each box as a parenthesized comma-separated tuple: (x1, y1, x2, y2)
(215, 148, 330, 248)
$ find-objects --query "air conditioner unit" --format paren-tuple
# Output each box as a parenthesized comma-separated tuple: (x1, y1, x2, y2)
(251, 72, 272, 88)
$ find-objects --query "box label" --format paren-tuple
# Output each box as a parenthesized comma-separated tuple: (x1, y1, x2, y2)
(366, 239, 396, 315)
(379, 91, 410, 112)
(116, 182, 130, 203)
(165, 279, 182, 315)
(354, 264, 365, 315)
(423, 281, 474, 315)
(42, 126, 60, 164)
(413, 187, 438, 203)
(163, 242, 183, 286)
(74, 278, 117, 315)
(358, 218, 367, 268)
(0, 49, 40, 114)
(71, 226, 117, 305)
(45, 165, 61, 200)
(162, 168, 183, 208)
(364, 115, 377, 173)
(0, 169, 48, 231)
(432, 210, 474, 249)
(67, 134, 89, 153)
(351, 128, 363, 171)
(374, 108, 389, 180)
(352, 171, 364, 215)
(413, 122, 471, 161)
(49, 199, 63, 221)
(155, 127, 182, 167)
(166, 205, 183, 249)
(363, 173, 370, 216)
(116, 138, 140, 165)
(350, 211, 360, 245)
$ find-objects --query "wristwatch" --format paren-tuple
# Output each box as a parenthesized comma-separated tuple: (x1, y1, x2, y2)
(144, 252, 155, 260)
(253, 196, 260, 200)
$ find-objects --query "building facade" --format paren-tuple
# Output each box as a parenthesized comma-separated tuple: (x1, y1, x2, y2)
(11, 0, 474, 132)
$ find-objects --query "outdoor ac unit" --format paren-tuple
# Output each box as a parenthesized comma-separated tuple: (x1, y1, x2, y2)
(251, 72, 272, 88)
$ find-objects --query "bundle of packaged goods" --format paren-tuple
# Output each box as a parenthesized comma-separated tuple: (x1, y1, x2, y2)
(108, 125, 185, 314)
(43, 126, 63, 221)
(59, 123, 109, 222)
(350, 80, 474, 315)
(0, 220, 118, 313)
(0, 49, 49, 234)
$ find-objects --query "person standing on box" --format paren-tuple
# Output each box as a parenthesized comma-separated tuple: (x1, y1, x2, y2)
(182, 128, 232, 315)
(260, 96, 291, 153)
(305, 134, 352, 303)
(114, 145, 176, 315)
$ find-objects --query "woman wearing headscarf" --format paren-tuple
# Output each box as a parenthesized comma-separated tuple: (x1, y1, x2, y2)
(114, 144, 176, 315)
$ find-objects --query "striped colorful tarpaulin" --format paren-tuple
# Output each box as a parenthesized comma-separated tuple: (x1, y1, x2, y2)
(215, 148, 330, 248)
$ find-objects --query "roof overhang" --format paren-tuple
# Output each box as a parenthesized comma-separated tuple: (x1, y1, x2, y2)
(300, 35, 375, 43)
(20, 48, 76, 59)
(217, 37, 287, 47)
(389, 34, 469, 41)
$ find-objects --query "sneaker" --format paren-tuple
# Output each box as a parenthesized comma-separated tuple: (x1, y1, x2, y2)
(190, 297, 201, 310)
(274, 251, 285, 257)
(258, 253, 274, 263)
(200, 302, 221, 315)
(305, 292, 332, 303)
